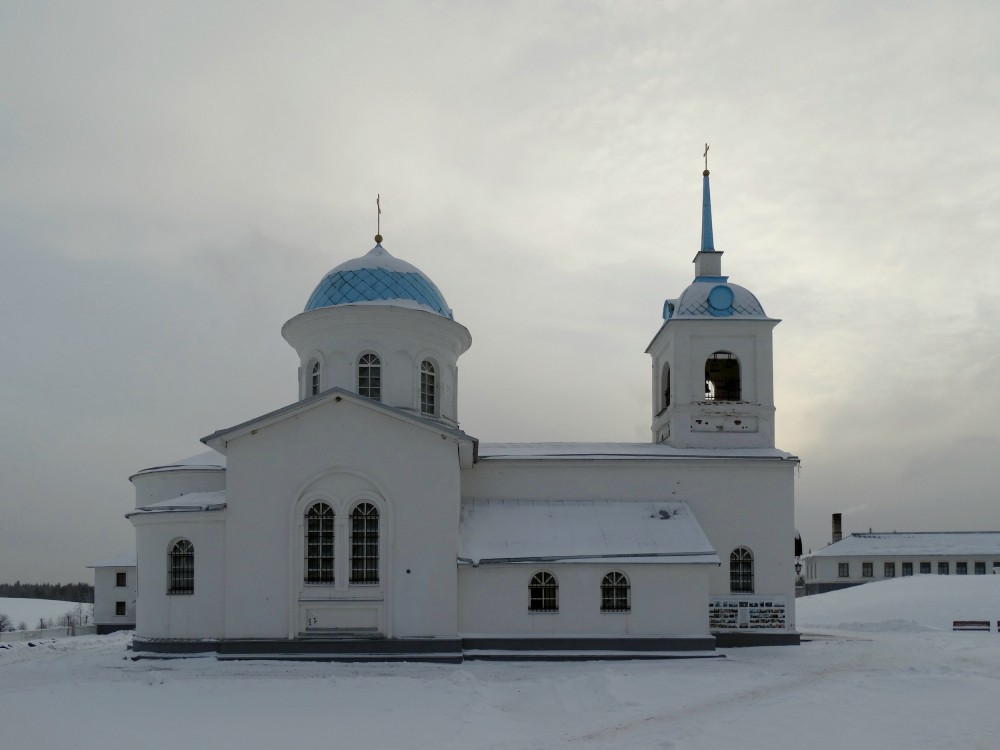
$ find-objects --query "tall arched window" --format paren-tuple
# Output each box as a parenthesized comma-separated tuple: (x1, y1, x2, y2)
(168, 539, 194, 595)
(529, 571, 558, 612)
(358, 354, 381, 401)
(600, 571, 630, 612)
(660, 363, 671, 412)
(304, 502, 334, 583)
(310, 361, 321, 396)
(420, 360, 436, 415)
(350, 502, 379, 584)
(730, 547, 754, 594)
(705, 351, 741, 401)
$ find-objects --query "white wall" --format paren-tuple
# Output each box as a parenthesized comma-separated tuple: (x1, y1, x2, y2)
(461, 457, 797, 630)
(218, 395, 464, 640)
(282, 305, 471, 425)
(93, 565, 136, 624)
(458, 563, 711, 636)
(132, 513, 226, 639)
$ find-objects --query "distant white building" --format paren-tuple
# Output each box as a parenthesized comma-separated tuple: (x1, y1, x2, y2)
(803, 517, 1000, 594)
(121, 168, 800, 660)
(88, 553, 137, 633)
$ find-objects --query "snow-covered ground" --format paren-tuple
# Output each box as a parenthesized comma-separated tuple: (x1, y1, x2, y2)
(3, 578, 1000, 749)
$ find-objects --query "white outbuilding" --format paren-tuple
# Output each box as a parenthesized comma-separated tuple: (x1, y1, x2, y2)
(125, 169, 800, 660)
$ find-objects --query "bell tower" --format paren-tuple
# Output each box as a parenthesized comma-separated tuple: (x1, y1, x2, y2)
(646, 155, 779, 449)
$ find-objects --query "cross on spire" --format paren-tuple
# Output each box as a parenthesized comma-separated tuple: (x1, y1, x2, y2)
(375, 194, 383, 243)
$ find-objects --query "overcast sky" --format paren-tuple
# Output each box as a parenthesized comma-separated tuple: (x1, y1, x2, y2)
(2, 1, 998, 582)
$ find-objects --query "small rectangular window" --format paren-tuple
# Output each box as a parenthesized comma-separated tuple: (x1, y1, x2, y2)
(884, 562, 895, 578)
(902, 562, 913, 576)
(956, 562, 968, 575)
(838, 562, 849, 578)
(975, 562, 986, 575)
(920, 562, 931, 574)
(115, 601, 127, 616)
(862, 562, 873, 578)
(938, 562, 949, 575)
(116, 571, 127, 587)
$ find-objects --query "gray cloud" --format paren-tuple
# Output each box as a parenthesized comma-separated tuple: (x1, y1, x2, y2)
(1, 1, 998, 579)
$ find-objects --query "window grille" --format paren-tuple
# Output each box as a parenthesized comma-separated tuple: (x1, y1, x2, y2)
(920, 562, 931, 574)
(529, 571, 558, 612)
(902, 562, 913, 576)
(862, 562, 873, 577)
(705, 351, 741, 401)
(938, 562, 949, 575)
(957, 562, 968, 575)
(975, 562, 986, 575)
(168, 539, 194, 595)
(837, 562, 849, 578)
(358, 354, 381, 401)
(420, 360, 436, 415)
(304, 502, 335, 584)
(310, 361, 321, 396)
(884, 562, 895, 578)
(116, 571, 127, 587)
(350, 502, 379, 584)
(600, 571, 630, 613)
(730, 547, 754, 593)
(115, 601, 126, 616)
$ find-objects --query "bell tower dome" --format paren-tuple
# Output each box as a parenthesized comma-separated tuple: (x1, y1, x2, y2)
(646, 158, 779, 448)
(281, 236, 471, 426)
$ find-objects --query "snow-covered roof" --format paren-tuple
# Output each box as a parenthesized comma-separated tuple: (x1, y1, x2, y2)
(458, 500, 719, 566)
(126, 490, 227, 517)
(478, 442, 797, 461)
(201, 387, 475, 454)
(807, 532, 1000, 558)
(88, 552, 137, 568)
(668, 280, 769, 320)
(131, 450, 227, 478)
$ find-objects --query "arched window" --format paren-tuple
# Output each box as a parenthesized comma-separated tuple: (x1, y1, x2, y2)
(705, 351, 741, 401)
(730, 547, 754, 594)
(529, 571, 558, 612)
(309, 361, 321, 396)
(600, 571, 630, 612)
(358, 353, 381, 401)
(304, 503, 334, 583)
(350, 502, 379, 584)
(660, 363, 671, 411)
(168, 539, 194, 595)
(420, 360, 436, 415)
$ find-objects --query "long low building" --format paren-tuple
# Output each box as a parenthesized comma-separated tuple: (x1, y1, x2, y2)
(803, 531, 1000, 595)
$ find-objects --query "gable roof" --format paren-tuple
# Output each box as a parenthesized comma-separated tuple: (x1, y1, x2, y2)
(807, 532, 1000, 558)
(478, 442, 797, 462)
(201, 387, 477, 456)
(458, 500, 719, 566)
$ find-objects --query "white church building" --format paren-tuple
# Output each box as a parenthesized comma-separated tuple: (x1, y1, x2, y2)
(123, 168, 800, 660)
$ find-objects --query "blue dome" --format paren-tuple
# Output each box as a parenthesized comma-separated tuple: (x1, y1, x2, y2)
(305, 244, 453, 319)
(664, 280, 767, 320)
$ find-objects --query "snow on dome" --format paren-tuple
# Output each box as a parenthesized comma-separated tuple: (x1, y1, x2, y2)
(131, 449, 226, 476)
(304, 243, 453, 318)
(668, 280, 767, 320)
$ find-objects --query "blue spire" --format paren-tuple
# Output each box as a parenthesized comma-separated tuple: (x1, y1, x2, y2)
(701, 168, 715, 252)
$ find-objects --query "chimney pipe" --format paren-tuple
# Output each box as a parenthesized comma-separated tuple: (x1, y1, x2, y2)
(832, 513, 842, 543)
